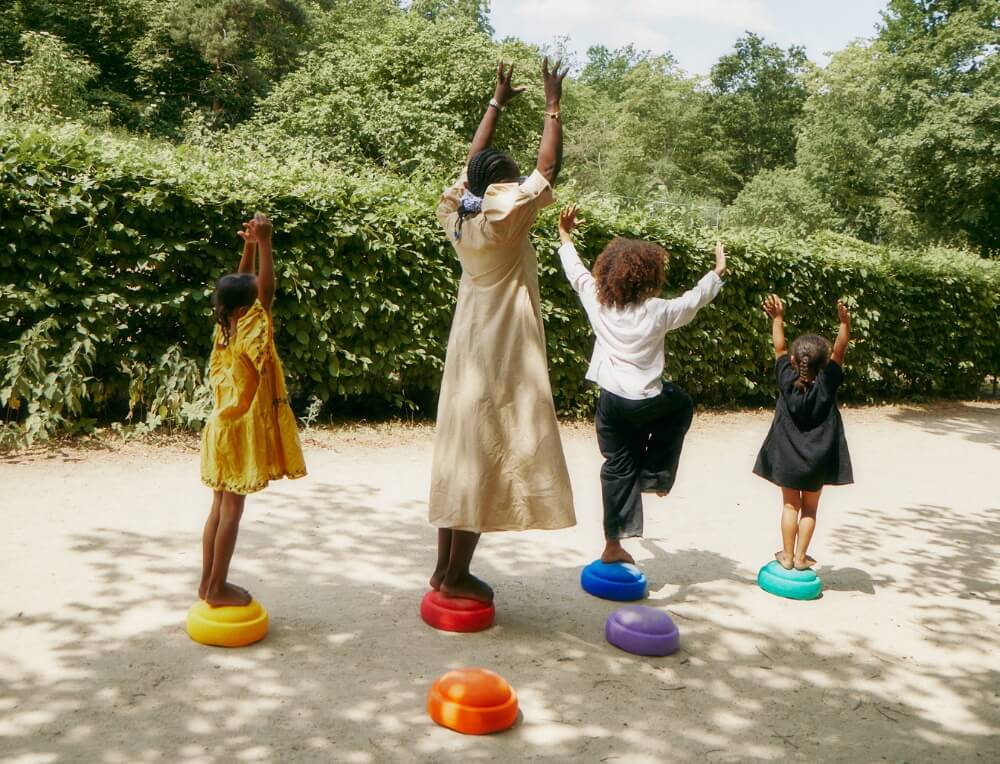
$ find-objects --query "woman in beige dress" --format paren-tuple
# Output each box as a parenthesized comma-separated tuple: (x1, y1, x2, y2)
(428, 58, 577, 603)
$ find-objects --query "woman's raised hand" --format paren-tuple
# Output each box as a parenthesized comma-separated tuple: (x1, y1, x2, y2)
(542, 57, 568, 108)
(494, 62, 526, 108)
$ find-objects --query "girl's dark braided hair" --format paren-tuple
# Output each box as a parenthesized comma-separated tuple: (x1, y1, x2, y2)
(789, 334, 831, 392)
(454, 148, 520, 239)
(212, 273, 258, 347)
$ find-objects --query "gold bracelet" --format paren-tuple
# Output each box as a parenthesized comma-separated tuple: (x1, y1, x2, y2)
(545, 110, 561, 121)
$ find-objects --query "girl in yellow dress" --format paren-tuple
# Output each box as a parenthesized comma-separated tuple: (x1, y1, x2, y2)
(198, 213, 306, 607)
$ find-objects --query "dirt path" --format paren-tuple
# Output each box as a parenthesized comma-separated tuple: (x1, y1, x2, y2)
(2, 403, 998, 763)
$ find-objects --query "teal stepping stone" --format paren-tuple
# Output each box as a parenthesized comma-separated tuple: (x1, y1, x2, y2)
(757, 560, 822, 600)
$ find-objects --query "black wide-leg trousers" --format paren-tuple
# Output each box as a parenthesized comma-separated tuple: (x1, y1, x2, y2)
(595, 384, 694, 540)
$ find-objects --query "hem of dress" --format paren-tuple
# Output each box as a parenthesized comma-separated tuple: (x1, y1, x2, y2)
(430, 519, 577, 533)
(752, 471, 854, 492)
(202, 468, 307, 496)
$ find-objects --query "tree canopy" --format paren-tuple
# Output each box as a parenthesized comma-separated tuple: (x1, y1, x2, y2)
(0, 0, 996, 253)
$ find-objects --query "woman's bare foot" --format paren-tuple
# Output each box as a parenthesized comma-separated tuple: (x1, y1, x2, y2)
(656, 491, 668, 497)
(601, 540, 636, 565)
(774, 551, 794, 570)
(793, 555, 814, 570)
(205, 582, 253, 607)
(441, 574, 494, 604)
(429, 567, 447, 591)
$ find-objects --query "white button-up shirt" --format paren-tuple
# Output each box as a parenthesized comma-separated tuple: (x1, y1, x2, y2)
(558, 242, 723, 400)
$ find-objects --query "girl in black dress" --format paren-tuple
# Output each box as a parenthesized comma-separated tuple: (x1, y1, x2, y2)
(754, 295, 854, 571)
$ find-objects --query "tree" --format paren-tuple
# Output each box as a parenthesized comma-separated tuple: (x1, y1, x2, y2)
(0, 30, 106, 125)
(876, 0, 1000, 252)
(709, 33, 811, 199)
(579, 44, 648, 99)
(722, 168, 841, 237)
(241, 9, 541, 175)
(408, 0, 492, 34)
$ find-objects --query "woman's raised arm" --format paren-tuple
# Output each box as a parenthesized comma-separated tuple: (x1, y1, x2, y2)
(536, 57, 567, 184)
(466, 62, 525, 164)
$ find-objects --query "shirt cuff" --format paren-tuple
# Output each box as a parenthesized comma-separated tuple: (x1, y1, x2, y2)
(519, 168, 551, 198)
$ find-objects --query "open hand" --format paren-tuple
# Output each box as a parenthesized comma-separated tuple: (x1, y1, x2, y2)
(559, 204, 583, 243)
(542, 56, 569, 108)
(763, 294, 784, 319)
(714, 240, 727, 277)
(494, 62, 526, 108)
(237, 218, 258, 244)
(837, 299, 851, 325)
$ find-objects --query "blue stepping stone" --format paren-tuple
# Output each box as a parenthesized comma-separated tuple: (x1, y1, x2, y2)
(605, 605, 680, 657)
(757, 560, 822, 600)
(580, 560, 648, 601)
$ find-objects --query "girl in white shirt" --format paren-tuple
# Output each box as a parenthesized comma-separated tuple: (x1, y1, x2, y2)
(557, 205, 726, 564)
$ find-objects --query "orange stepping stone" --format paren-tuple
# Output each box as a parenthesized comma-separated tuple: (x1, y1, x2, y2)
(428, 668, 518, 735)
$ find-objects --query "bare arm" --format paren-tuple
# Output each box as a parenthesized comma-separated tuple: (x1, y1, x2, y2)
(831, 300, 851, 365)
(253, 214, 275, 313)
(466, 62, 525, 164)
(536, 57, 567, 184)
(763, 295, 787, 358)
(236, 217, 258, 273)
(237, 239, 256, 274)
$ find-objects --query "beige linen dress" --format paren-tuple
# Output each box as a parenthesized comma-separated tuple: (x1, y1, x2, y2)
(428, 167, 576, 533)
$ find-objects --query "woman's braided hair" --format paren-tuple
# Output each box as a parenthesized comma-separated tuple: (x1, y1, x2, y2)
(212, 273, 258, 347)
(453, 149, 520, 241)
(467, 148, 520, 197)
(789, 334, 831, 392)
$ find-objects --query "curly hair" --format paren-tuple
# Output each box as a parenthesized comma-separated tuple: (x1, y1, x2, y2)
(789, 334, 831, 392)
(593, 238, 668, 309)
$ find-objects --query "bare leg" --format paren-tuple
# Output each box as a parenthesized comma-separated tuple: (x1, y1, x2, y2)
(794, 490, 821, 569)
(601, 538, 635, 565)
(199, 491, 223, 600)
(440, 529, 493, 603)
(430, 528, 452, 590)
(776, 487, 800, 570)
(204, 492, 252, 607)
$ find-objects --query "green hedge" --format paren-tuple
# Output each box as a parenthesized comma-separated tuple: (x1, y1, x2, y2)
(2, 122, 999, 446)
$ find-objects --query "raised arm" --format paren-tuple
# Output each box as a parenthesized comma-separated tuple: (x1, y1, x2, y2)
(254, 214, 275, 312)
(236, 227, 256, 274)
(762, 294, 787, 358)
(831, 300, 851, 365)
(466, 62, 525, 164)
(536, 57, 567, 184)
(557, 204, 595, 295)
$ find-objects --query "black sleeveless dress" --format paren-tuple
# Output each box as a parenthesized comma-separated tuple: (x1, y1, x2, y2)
(753, 356, 853, 491)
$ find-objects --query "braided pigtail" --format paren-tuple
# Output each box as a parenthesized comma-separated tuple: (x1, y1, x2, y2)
(794, 353, 812, 392)
(789, 334, 831, 393)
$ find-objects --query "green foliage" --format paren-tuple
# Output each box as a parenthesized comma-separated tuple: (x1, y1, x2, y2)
(2, 121, 997, 449)
(0, 31, 107, 125)
(238, 10, 541, 175)
(723, 168, 841, 238)
(708, 33, 811, 200)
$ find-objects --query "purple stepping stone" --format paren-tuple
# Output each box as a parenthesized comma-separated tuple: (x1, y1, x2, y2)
(605, 605, 680, 657)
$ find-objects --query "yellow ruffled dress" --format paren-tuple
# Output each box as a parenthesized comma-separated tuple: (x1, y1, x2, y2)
(200, 300, 306, 494)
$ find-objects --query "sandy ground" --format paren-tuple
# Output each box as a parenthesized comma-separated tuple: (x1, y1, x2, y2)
(1, 403, 998, 764)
